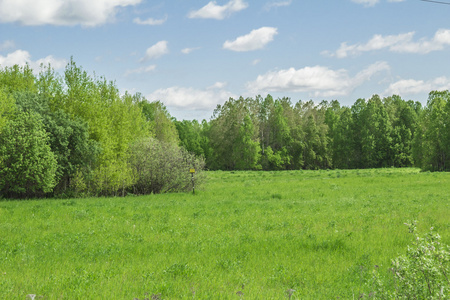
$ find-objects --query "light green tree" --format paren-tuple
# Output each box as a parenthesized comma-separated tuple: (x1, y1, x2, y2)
(0, 89, 15, 132)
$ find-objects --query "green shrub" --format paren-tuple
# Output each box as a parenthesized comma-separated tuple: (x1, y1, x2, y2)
(128, 137, 205, 194)
(367, 221, 450, 299)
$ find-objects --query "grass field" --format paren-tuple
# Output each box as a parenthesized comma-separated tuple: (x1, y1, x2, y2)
(1, 168, 450, 299)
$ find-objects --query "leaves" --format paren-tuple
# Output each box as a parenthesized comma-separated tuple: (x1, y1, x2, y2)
(0, 111, 57, 198)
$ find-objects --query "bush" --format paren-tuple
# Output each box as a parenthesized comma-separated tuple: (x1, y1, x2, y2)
(0, 111, 57, 198)
(128, 137, 205, 194)
(366, 221, 450, 299)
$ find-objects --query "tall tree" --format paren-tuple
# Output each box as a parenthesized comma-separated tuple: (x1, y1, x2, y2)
(234, 114, 261, 170)
(417, 91, 449, 171)
(0, 89, 15, 132)
(209, 97, 260, 170)
(0, 64, 37, 94)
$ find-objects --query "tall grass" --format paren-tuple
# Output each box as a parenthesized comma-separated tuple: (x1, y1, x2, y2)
(1, 168, 449, 299)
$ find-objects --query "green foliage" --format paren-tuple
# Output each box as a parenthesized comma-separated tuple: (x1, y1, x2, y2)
(0, 60, 190, 198)
(0, 89, 15, 132)
(13, 91, 100, 196)
(128, 137, 205, 194)
(416, 91, 450, 171)
(263, 146, 291, 170)
(208, 96, 260, 170)
(56, 59, 151, 195)
(0, 111, 57, 198)
(234, 114, 261, 170)
(136, 98, 179, 144)
(368, 222, 450, 299)
(0, 64, 37, 94)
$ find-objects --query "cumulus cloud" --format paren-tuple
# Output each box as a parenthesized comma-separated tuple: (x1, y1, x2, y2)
(351, 0, 380, 6)
(223, 27, 278, 52)
(124, 65, 156, 76)
(133, 15, 167, 26)
(0, 49, 67, 71)
(147, 85, 236, 111)
(325, 29, 450, 58)
(385, 77, 450, 95)
(246, 61, 390, 97)
(188, 0, 248, 20)
(140, 41, 168, 62)
(0, 0, 142, 27)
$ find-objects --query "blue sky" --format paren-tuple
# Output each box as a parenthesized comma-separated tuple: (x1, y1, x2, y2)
(1, 0, 450, 120)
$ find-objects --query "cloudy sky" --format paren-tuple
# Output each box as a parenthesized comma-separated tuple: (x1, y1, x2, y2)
(1, 0, 449, 120)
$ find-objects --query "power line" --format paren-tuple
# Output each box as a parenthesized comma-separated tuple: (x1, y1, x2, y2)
(420, 0, 450, 5)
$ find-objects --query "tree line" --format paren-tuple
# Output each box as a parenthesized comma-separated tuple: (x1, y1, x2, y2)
(1, 61, 449, 198)
(0, 60, 204, 198)
(176, 93, 450, 172)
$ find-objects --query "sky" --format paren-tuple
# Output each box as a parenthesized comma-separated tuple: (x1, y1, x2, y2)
(1, 0, 450, 120)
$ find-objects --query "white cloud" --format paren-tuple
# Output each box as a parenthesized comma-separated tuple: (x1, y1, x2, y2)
(385, 77, 450, 95)
(0, 40, 15, 51)
(246, 61, 390, 97)
(124, 65, 156, 76)
(188, 0, 248, 20)
(223, 27, 278, 52)
(0, 49, 67, 71)
(351, 0, 380, 7)
(147, 85, 236, 111)
(0, 0, 142, 27)
(208, 81, 228, 89)
(140, 41, 169, 62)
(133, 15, 167, 26)
(181, 47, 200, 54)
(327, 29, 450, 58)
(264, 0, 292, 10)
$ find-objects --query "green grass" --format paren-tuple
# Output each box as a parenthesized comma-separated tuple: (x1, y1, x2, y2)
(1, 168, 450, 299)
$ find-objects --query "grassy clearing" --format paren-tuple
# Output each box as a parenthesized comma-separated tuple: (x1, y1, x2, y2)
(1, 168, 450, 299)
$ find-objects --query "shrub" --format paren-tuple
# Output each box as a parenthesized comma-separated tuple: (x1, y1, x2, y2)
(367, 221, 450, 299)
(128, 137, 205, 194)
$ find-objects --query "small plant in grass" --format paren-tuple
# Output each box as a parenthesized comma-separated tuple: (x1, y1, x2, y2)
(366, 221, 450, 299)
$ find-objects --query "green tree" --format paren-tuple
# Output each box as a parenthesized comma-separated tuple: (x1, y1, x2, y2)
(330, 107, 354, 169)
(384, 95, 418, 167)
(417, 91, 449, 171)
(0, 111, 57, 198)
(14, 91, 99, 195)
(174, 119, 213, 168)
(0, 89, 15, 132)
(209, 97, 260, 170)
(137, 97, 179, 144)
(302, 114, 330, 169)
(357, 95, 393, 168)
(0, 64, 37, 94)
(265, 99, 292, 169)
(234, 114, 261, 170)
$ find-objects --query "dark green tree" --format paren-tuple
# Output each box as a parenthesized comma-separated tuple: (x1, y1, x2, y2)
(0, 111, 57, 198)
(416, 91, 449, 171)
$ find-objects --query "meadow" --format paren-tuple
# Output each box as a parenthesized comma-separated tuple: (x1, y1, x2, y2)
(1, 168, 449, 299)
